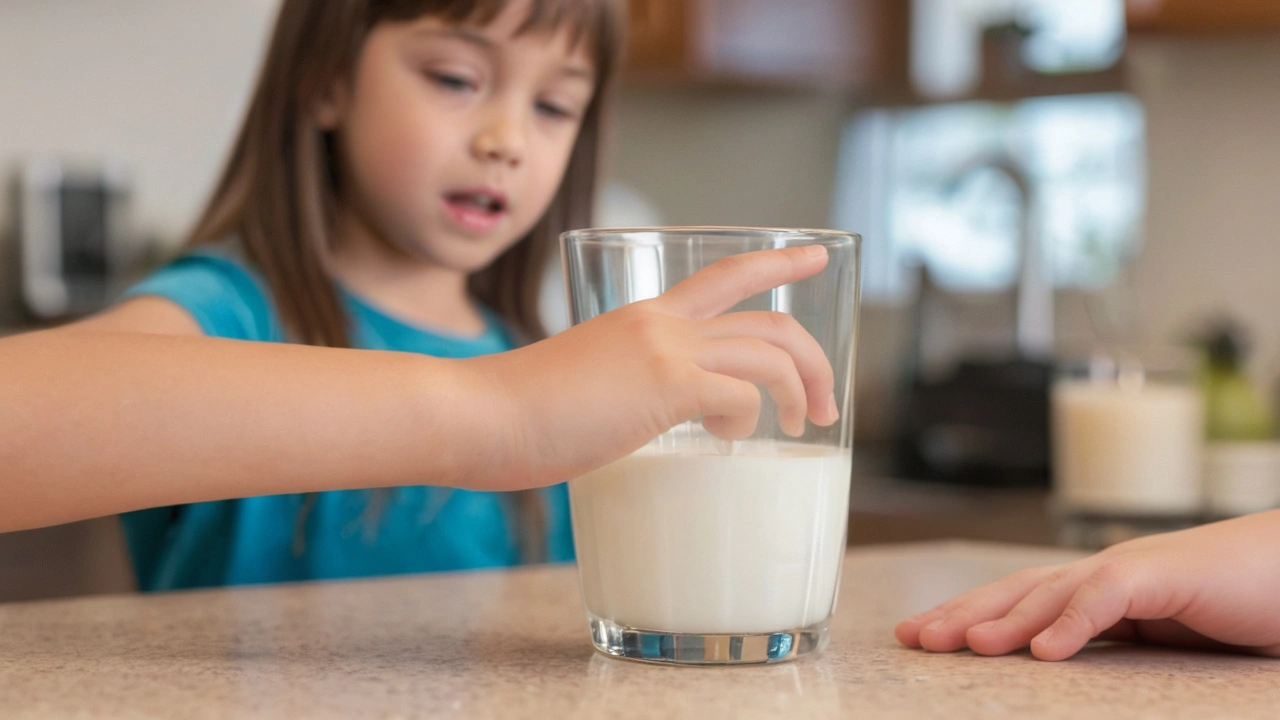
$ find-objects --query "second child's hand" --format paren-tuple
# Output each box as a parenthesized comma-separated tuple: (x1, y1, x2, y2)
(895, 509, 1280, 661)
(471, 245, 839, 489)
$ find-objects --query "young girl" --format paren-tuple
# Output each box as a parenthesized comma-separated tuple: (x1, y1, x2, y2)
(1, 0, 843, 592)
(5, 0, 844, 589)
(82, 0, 622, 591)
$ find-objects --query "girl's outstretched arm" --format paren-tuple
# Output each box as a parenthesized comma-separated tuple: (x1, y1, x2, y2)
(1, 246, 836, 532)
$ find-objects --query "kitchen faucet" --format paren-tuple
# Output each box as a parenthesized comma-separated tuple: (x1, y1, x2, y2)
(945, 154, 1054, 359)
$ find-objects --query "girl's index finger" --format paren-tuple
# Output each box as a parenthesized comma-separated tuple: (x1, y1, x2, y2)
(658, 246, 829, 320)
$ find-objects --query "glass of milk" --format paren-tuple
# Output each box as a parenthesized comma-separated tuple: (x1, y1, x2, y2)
(561, 227, 861, 665)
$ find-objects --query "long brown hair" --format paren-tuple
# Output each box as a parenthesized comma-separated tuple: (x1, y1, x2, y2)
(188, 0, 621, 346)
(186, 0, 623, 561)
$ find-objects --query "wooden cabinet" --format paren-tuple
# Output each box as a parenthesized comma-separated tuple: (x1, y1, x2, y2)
(1127, 0, 1280, 33)
(622, 0, 908, 90)
(624, 0, 691, 76)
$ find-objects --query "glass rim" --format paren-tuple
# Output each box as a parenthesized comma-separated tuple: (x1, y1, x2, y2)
(561, 226, 860, 247)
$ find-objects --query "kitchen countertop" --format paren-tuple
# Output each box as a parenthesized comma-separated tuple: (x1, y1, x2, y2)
(3, 541, 1279, 719)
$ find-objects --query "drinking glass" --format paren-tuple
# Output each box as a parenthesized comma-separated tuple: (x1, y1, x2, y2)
(561, 227, 861, 665)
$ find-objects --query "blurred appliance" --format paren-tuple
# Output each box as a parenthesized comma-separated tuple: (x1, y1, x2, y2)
(11, 157, 132, 321)
(894, 266, 1053, 487)
(894, 155, 1054, 487)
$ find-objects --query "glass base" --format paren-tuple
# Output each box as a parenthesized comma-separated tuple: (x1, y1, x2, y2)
(587, 615, 830, 665)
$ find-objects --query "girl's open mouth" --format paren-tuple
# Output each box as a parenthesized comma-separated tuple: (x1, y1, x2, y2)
(444, 191, 508, 234)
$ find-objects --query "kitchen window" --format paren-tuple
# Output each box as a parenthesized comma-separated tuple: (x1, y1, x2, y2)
(832, 92, 1145, 303)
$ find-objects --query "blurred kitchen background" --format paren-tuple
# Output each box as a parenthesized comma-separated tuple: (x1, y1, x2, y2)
(3, 0, 1280, 602)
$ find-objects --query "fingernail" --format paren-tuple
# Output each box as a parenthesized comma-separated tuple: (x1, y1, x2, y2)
(826, 394, 839, 422)
(802, 244, 826, 258)
(1032, 626, 1055, 646)
(788, 417, 806, 437)
(922, 620, 944, 634)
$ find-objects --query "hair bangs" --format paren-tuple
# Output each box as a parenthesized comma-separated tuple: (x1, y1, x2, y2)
(371, 0, 616, 67)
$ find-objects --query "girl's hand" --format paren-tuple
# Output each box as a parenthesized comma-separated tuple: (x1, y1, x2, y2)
(471, 245, 839, 488)
(895, 509, 1280, 661)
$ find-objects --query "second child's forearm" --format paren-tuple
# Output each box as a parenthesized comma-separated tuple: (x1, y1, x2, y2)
(0, 330, 515, 533)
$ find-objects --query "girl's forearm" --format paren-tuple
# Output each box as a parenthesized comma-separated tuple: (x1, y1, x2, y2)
(1, 248, 841, 534)
(0, 329, 513, 532)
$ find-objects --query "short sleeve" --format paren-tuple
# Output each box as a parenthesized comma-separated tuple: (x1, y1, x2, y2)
(120, 249, 284, 342)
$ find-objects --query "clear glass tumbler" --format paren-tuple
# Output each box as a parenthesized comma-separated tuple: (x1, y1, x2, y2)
(561, 227, 862, 665)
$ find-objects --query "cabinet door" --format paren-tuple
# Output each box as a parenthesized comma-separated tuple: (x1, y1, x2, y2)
(695, 0, 862, 84)
(1127, 0, 1280, 32)
(625, 0, 691, 76)
(622, 0, 904, 89)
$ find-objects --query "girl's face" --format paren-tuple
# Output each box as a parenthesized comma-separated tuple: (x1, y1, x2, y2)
(322, 0, 596, 275)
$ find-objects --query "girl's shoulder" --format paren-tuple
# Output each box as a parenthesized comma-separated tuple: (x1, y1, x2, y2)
(120, 239, 286, 342)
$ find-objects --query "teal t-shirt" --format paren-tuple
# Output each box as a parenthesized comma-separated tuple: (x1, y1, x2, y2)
(118, 246, 573, 591)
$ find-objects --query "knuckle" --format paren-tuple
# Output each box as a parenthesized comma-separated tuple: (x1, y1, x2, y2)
(1057, 604, 1096, 636)
(629, 314, 683, 354)
(764, 311, 796, 335)
(715, 254, 750, 275)
(647, 351, 690, 388)
(756, 341, 793, 379)
(733, 380, 762, 411)
(1002, 604, 1034, 625)
(934, 604, 974, 626)
(1044, 565, 1077, 589)
(629, 298, 662, 316)
(1086, 560, 1130, 590)
(1015, 565, 1060, 584)
(628, 311, 664, 340)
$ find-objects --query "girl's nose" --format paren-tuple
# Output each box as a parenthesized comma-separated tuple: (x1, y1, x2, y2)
(471, 108, 525, 168)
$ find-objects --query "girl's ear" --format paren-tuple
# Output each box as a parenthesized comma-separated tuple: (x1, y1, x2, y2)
(312, 80, 350, 130)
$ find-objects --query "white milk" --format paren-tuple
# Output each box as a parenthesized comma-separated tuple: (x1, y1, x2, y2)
(570, 441, 851, 635)
(1052, 380, 1204, 514)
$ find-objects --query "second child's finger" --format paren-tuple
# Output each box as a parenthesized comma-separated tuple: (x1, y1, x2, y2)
(1029, 561, 1147, 661)
(964, 563, 1100, 656)
(659, 247, 829, 321)
(905, 566, 1057, 652)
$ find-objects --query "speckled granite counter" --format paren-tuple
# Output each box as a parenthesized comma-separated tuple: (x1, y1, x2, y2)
(2, 541, 1278, 719)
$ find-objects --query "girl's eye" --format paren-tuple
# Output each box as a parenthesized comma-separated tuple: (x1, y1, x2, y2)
(536, 101, 578, 121)
(428, 71, 475, 92)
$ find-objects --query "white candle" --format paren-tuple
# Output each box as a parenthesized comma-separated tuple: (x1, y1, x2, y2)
(1052, 380, 1205, 514)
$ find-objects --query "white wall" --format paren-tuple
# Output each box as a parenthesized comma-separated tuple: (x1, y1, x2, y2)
(0, 0, 279, 241)
(1127, 35, 1280, 389)
(606, 84, 851, 229)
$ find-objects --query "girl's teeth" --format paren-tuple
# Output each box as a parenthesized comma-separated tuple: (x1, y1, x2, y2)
(461, 194, 500, 211)
(449, 193, 503, 216)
